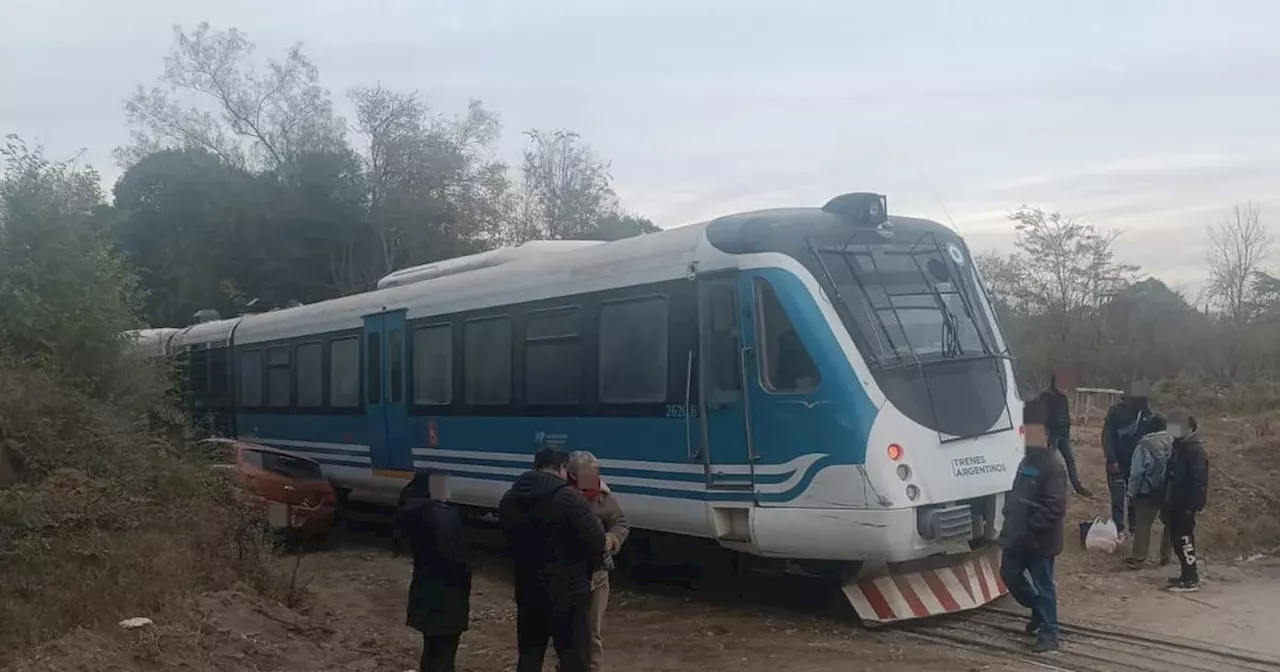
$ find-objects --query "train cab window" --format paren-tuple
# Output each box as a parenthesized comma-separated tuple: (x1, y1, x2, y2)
(329, 337, 360, 407)
(525, 306, 581, 405)
(238, 349, 263, 407)
(266, 346, 292, 408)
(295, 342, 323, 408)
(413, 324, 452, 405)
(599, 296, 669, 404)
(464, 316, 512, 405)
(754, 279, 820, 393)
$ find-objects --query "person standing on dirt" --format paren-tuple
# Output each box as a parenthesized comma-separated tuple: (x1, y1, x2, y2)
(1102, 389, 1151, 536)
(998, 397, 1067, 653)
(395, 469, 472, 672)
(567, 450, 631, 672)
(1163, 410, 1208, 592)
(500, 448, 607, 672)
(1038, 372, 1091, 497)
(1124, 413, 1174, 570)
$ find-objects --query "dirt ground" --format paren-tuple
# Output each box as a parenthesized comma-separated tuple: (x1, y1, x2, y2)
(8, 417, 1280, 671)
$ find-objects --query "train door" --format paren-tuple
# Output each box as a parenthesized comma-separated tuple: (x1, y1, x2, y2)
(697, 274, 755, 489)
(362, 310, 413, 474)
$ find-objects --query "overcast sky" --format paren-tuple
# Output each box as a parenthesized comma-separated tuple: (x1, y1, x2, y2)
(4, 0, 1279, 291)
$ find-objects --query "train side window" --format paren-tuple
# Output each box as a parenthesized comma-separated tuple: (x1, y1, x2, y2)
(239, 349, 263, 407)
(525, 306, 581, 405)
(412, 324, 452, 405)
(599, 296, 669, 404)
(366, 333, 382, 405)
(329, 337, 360, 407)
(464, 316, 512, 405)
(266, 346, 292, 408)
(295, 342, 323, 408)
(754, 278, 820, 393)
(209, 347, 229, 407)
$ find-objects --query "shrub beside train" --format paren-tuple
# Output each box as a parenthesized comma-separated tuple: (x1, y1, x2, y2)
(128, 193, 1022, 623)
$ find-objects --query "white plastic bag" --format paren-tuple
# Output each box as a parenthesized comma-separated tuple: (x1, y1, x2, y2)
(1085, 516, 1119, 553)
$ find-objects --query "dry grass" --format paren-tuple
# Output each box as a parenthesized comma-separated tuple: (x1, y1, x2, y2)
(0, 365, 277, 661)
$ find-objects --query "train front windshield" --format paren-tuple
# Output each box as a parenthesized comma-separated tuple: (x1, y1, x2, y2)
(816, 238, 999, 366)
(807, 232, 1012, 440)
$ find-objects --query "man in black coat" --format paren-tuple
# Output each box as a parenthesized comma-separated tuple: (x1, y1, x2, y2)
(1038, 373, 1091, 497)
(1164, 410, 1209, 592)
(396, 469, 472, 672)
(500, 448, 607, 672)
(999, 397, 1068, 653)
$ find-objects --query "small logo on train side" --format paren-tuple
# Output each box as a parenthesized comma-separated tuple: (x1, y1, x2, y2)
(951, 455, 1006, 477)
(947, 242, 966, 267)
(427, 420, 438, 448)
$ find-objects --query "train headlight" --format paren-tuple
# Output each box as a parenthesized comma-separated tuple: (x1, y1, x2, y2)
(905, 484, 920, 501)
(887, 443, 904, 461)
(896, 464, 911, 481)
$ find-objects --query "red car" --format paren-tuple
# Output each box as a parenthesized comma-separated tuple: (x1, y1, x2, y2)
(200, 438, 337, 536)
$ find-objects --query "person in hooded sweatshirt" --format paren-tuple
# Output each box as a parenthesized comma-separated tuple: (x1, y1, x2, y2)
(499, 448, 607, 672)
(1102, 388, 1151, 537)
(998, 396, 1067, 654)
(1125, 413, 1174, 570)
(1163, 410, 1209, 592)
(395, 469, 472, 672)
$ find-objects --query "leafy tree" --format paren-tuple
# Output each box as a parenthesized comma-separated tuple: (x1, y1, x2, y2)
(351, 87, 511, 275)
(119, 23, 345, 170)
(0, 136, 142, 394)
(514, 129, 618, 242)
(112, 148, 259, 325)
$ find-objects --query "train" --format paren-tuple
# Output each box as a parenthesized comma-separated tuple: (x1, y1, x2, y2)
(129, 192, 1023, 624)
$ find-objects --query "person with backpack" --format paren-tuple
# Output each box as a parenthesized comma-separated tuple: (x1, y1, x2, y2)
(1164, 410, 1209, 592)
(1102, 389, 1151, 537)
(1124, 413, 1173, 570)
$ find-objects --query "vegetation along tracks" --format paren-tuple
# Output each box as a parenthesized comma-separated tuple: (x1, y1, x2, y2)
(893, 605, 1280, 672)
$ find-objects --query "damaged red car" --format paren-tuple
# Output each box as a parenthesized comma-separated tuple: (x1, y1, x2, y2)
(200, 438, 337, 536)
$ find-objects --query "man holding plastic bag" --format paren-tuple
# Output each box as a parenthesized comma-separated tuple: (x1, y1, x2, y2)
(998, 397, 1067, 654)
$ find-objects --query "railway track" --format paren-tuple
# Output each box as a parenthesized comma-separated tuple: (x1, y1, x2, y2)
(894, 605, 1280, 672)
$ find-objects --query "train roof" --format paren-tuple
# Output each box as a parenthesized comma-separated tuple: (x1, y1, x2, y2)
(173, 195, 959, 348)
(184, 220, 719, 347)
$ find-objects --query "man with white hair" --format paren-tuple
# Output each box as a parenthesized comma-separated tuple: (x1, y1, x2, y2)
(567, 450, 630, 672)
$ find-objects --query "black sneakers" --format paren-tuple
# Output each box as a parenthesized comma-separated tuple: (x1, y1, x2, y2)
(1167, 578, 1201, 593)
(1032, 635, 1060, 653)
(1074, 486, 1093, 497)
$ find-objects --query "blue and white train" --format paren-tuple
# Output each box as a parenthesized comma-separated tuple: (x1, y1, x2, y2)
(138, 193, 1024, 623)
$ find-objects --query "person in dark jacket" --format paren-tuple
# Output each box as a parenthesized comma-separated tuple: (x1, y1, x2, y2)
(1102, 389, 1151, 535)
(1038, 373, 1091, 497)
(1164, 410, 1209, 592)
(998, 397, 1067, 653)
(395, 469, 472, 672)
(500, 448, 607, 672)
